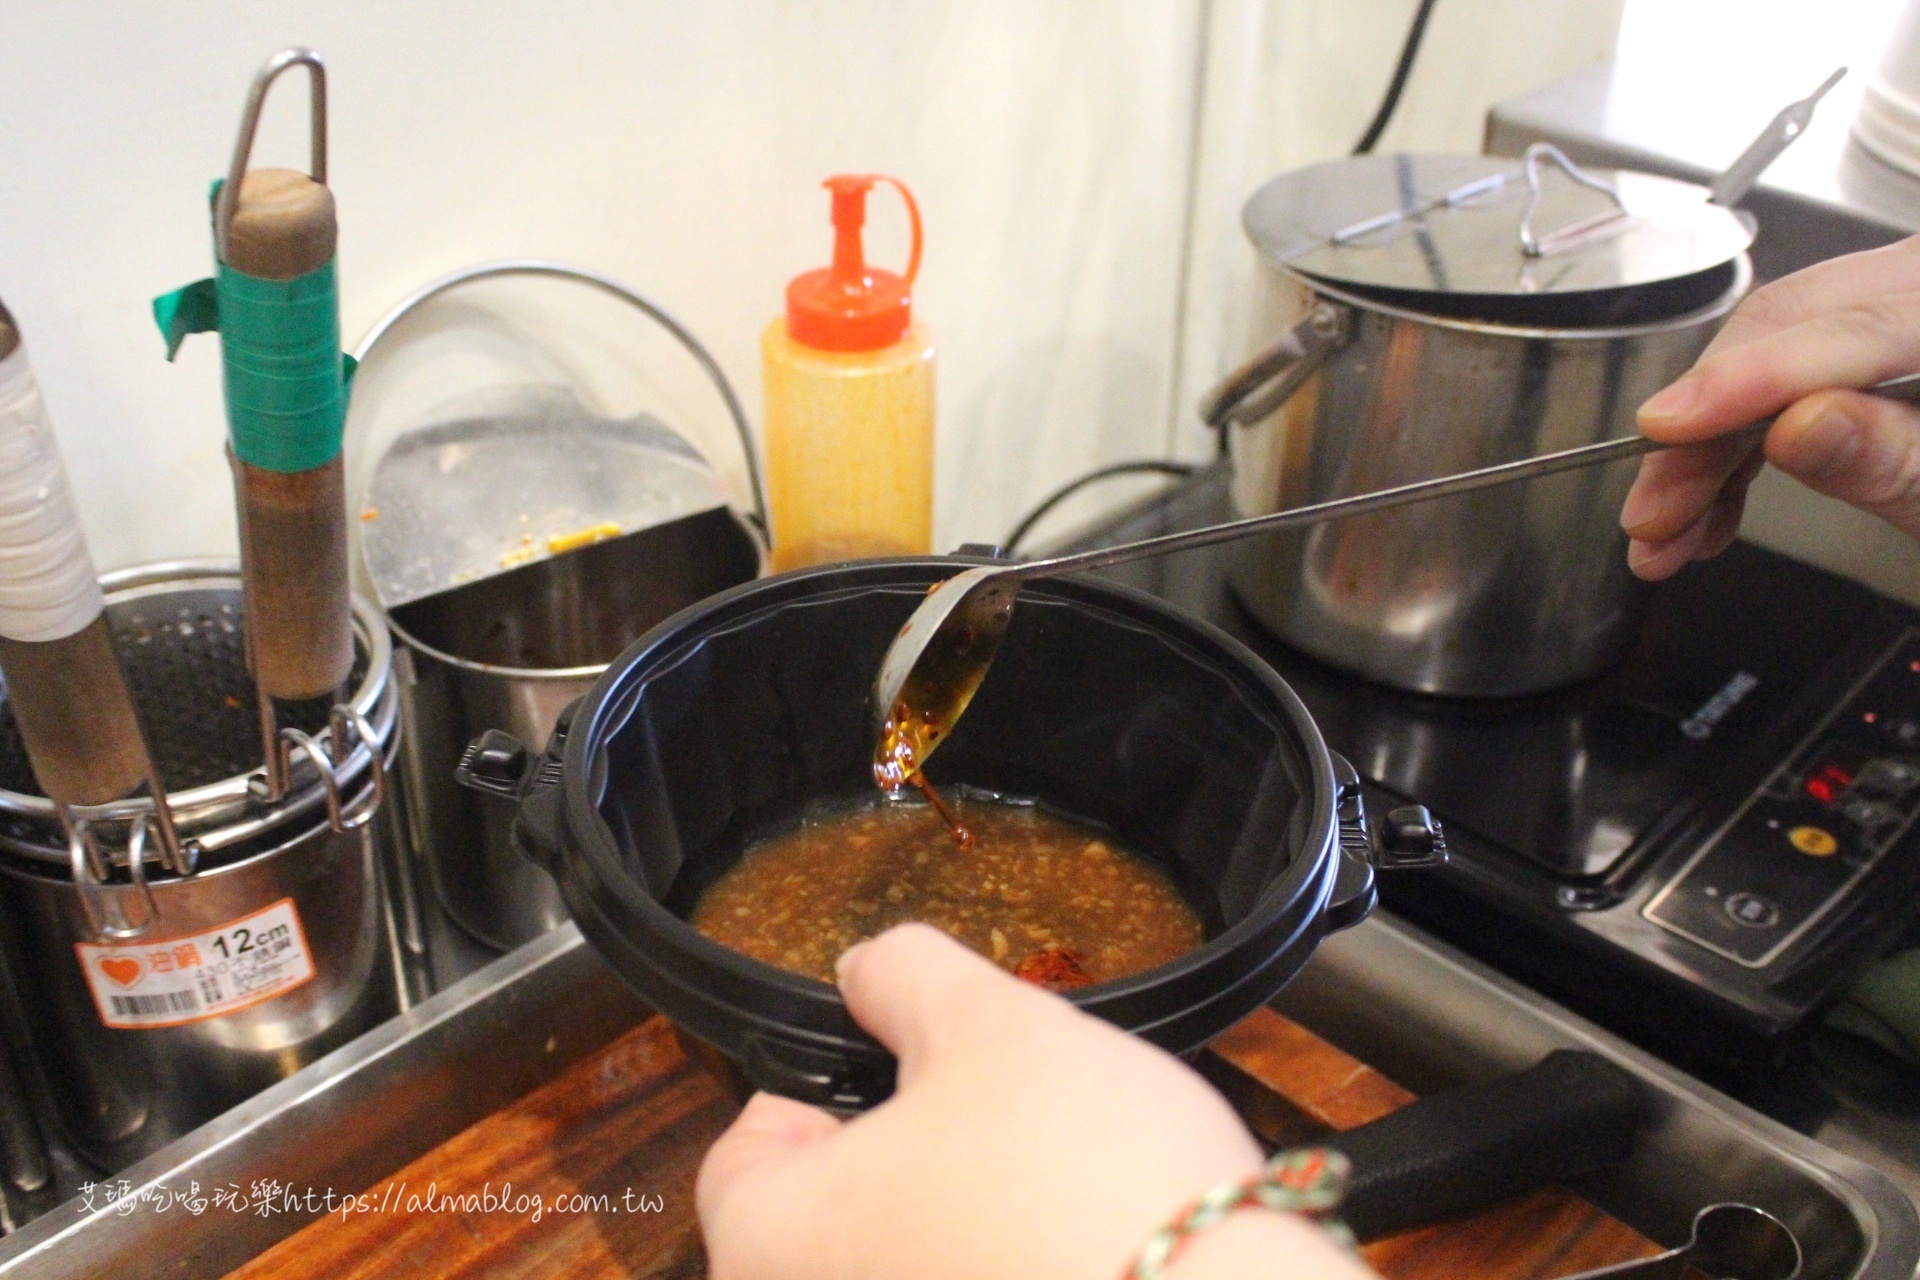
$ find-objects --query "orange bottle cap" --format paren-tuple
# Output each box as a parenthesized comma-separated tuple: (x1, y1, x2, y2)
(786, 174, 923, 352)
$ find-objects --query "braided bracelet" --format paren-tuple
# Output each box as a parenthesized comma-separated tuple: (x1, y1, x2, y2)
(1125, 1147, 1354, 1280)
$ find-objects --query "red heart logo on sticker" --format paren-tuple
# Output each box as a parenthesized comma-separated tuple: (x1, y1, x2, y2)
(100, 957, 142, 988)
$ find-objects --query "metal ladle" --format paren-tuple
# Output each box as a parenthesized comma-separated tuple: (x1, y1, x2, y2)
(1557, 1203, 1801, 1280)
(872, 372, 1920, 779)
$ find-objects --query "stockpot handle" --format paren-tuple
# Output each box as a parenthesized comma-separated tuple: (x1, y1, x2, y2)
(349, 261, 770, 541)
(1198, 300, 1348, 440)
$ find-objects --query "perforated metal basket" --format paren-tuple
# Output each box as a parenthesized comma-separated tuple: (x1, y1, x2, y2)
(0, 560, 395, 873)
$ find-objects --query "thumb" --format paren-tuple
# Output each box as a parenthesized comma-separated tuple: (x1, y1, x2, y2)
(1767, 389, 1920, 536)
(835, 922, 1022, 1080)
(695, 1090, 841, 1220)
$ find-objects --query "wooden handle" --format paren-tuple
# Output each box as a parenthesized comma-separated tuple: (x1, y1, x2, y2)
(225, 167, 350, 700)
(223, 168, 336, 280)
(0, 298, 18, 362)
(0, 615, 151, 805)
(238, 456, 353, 700)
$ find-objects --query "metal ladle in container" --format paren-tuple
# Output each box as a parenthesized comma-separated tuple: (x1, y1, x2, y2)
(872, 373, 1920, 781)
(1557, 1203, 1801, 1280)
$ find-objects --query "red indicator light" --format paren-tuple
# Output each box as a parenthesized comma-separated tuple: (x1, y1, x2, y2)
(1865, 712, 1878, 723)
(1804, 761, 1854, 805)
(1910, 660, 1919, 673)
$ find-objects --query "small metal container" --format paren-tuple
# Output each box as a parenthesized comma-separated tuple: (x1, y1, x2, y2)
(0, 562, 402, 1171)
(353, 263, 766, 953)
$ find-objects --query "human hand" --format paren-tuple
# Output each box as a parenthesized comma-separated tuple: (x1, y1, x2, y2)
(1620, 235, 1920, 579)
(696, 922, 1371, 1280)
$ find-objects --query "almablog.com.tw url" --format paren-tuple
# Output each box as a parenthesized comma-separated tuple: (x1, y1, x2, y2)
(78, 1178, 665, 1224)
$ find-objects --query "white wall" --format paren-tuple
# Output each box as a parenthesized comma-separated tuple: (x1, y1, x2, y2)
(0, 0, 1621, 572)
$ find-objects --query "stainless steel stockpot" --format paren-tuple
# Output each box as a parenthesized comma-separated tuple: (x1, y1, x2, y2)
(1213, 256, 1749, 696)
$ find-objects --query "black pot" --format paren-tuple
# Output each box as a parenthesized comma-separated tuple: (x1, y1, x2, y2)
(459, 558, 1443, 1109)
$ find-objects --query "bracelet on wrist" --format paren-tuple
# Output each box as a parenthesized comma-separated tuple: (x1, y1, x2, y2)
(1125, 1147, 1354, 1280)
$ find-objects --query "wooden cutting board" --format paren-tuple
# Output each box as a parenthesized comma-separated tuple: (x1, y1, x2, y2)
(225, 1009, 1661, 1280)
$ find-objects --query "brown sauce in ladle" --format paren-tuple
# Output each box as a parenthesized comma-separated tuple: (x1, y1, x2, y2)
(873, 579, 1017, 850)
(876, 695, 974, 850)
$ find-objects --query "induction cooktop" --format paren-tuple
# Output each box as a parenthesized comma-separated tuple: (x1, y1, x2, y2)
(1065, 464, 1920, 1076)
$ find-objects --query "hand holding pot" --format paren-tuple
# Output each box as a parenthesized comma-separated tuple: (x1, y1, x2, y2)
(1622, 235, 1920, 579)
(696, 923, 1371, 1280)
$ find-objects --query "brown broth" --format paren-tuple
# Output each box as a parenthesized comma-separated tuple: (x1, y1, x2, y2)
(690, 796, 1204, 988)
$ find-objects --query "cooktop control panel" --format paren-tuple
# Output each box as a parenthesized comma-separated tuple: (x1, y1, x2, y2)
(1645, 630, 1920, 967)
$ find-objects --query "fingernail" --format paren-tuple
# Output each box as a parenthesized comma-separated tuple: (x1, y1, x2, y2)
(1618, 482, 1661, 535)
(834, 941, 869, 988)
(1626, 538, 1667, 580)
(1639, 374, 1699, 426)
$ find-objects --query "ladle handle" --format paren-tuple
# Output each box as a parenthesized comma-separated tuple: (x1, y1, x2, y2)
(218, 52, 354, 703)
(1327, 1050, 1648, 1244)
(1710, 67, 1846, 209)
(1015, 371, 1920, 583)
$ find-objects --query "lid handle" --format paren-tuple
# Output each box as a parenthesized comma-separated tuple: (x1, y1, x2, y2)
(1518, 143, 1629, 259)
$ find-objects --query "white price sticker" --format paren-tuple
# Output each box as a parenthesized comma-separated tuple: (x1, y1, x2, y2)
(75, 899, 315, 1030)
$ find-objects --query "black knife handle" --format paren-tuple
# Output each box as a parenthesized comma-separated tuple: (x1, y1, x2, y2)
(1325, 1049, 1648, 1244)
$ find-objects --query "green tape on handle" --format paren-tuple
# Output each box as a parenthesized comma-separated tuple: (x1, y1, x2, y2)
(153, 278, 219, 360)
(150, 178, 350, 473)
(214, 258, 347, 473)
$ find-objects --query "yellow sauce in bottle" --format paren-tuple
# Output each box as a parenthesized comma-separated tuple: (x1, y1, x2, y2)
(763, 173, 934, 573)
(762, 319, 933, 571)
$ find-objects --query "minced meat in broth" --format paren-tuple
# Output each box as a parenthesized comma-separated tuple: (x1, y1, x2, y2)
(691, 797, 1203, 987)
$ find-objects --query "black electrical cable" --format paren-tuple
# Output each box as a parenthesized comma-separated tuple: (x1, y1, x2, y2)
(1003, 460, 1197, 556)
(1351, 0, 1440, 155)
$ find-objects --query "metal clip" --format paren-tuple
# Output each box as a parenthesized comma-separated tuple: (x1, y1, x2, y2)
(213, 47, 328, 265)
(143, 764, 191, 877)
(279, 704, 385, 834)
(1518, 143, 1629, 258)
(63, 808, 159, 941)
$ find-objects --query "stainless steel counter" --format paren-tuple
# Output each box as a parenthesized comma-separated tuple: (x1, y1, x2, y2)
(0, 914, 1911, 1279)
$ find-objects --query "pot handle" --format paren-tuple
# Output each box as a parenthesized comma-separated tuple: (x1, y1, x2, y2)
(1326, 1049, 1649, 1244)
(455, 699, 582, 870)
(1326, 754, 1445, 931)
(1198, 300, 1348, 438)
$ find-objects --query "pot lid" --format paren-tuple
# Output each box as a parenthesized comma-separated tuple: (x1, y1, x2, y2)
(1244, 151, 1755, 301)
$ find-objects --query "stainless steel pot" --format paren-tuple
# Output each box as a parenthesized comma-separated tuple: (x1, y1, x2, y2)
(386, 509, 762, 951)
(352, 263, 767, 954)
(1213, 257, 1749, 696)
(0, 562, 403, 1170)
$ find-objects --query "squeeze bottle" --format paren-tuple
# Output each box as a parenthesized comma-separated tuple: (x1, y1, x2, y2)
(763, 174, 933, 571)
